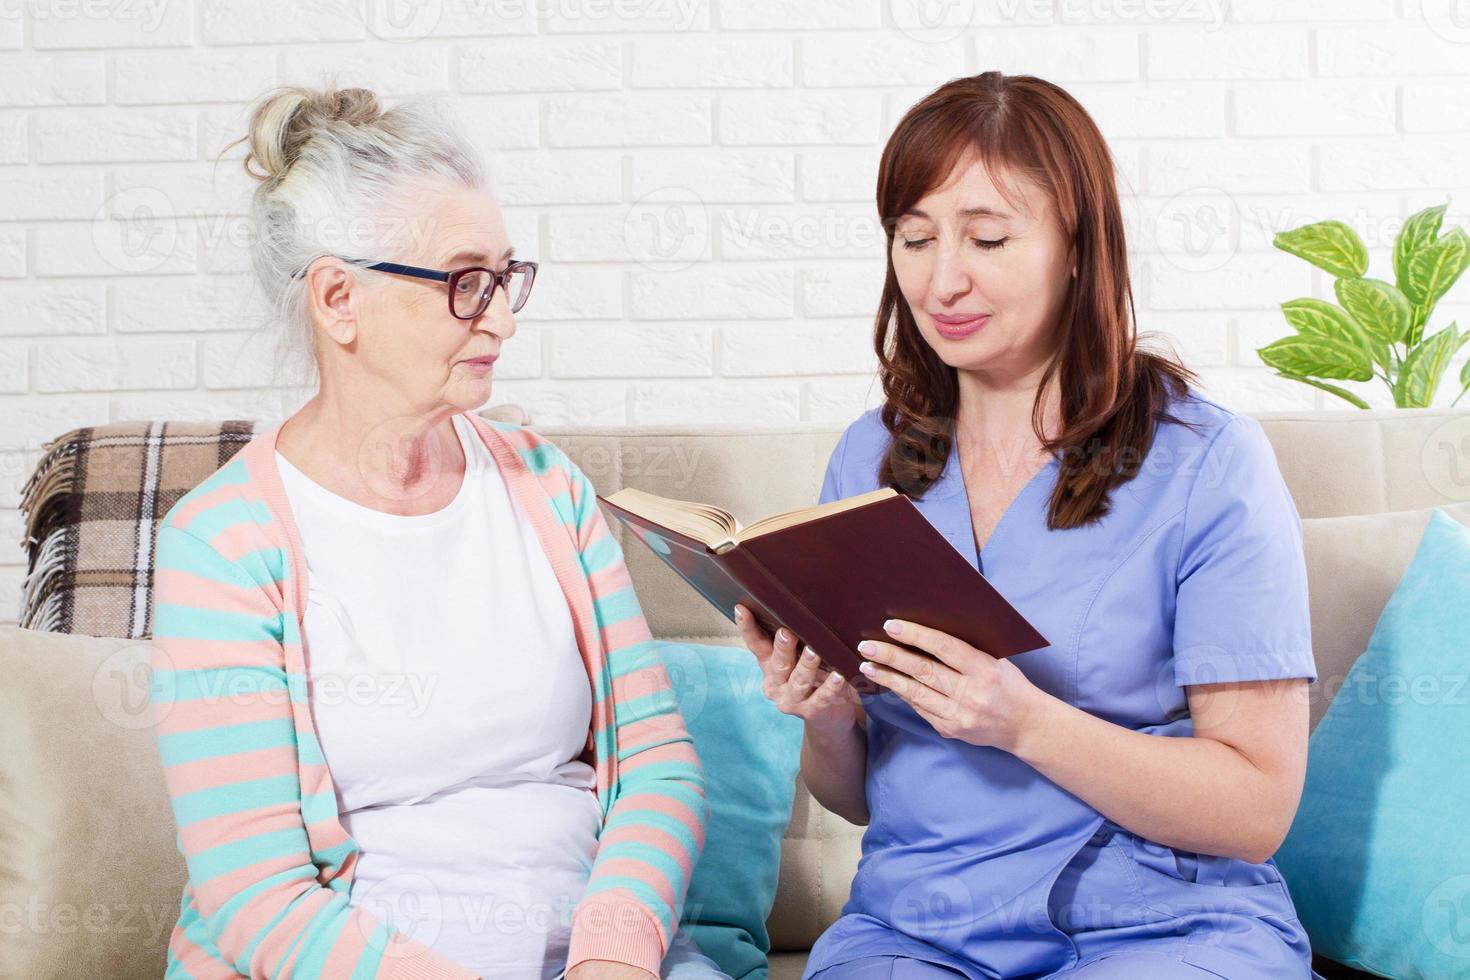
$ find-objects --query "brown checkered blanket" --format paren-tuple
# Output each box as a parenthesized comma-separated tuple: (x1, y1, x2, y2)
(18, 421, 260, 638)
(17, 405, 530, 638)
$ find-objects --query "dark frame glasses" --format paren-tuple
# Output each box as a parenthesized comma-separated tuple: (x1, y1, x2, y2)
(292, 256, 538, 319)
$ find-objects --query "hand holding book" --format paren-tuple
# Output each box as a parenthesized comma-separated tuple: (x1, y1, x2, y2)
(732, 601, 870, 739)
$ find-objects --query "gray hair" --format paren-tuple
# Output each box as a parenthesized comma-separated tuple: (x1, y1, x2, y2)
(227, 84, 485, 388)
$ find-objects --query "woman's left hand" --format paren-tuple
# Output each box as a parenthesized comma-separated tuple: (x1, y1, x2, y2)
(565, 960, 658, 980)
(857, 618, 1050, 753)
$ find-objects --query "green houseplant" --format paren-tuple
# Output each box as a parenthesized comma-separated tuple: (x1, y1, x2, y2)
(1258, 203, 1470, 409)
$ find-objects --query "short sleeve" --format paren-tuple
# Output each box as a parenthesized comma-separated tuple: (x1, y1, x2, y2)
(1172, 415, 1317, 687)
(817, 424, 851, 507)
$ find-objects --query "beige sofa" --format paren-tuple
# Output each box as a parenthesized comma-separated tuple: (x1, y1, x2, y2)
(3, 407, 1469, 979)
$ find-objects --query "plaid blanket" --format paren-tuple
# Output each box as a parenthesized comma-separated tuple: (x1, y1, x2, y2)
(19, 421, 259, 638)
(17, 405, 530, 638)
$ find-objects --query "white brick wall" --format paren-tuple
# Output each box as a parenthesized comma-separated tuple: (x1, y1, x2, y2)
(2, 0, 1470, 624)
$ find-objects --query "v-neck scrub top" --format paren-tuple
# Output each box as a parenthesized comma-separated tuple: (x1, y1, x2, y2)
(801, 388, 1321, 980)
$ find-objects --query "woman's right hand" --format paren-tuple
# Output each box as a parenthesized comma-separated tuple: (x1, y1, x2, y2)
(735, 603, 862, 740)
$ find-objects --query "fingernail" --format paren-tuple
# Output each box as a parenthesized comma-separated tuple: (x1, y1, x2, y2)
(859, 662, 877, 676)
(857, 640, 875, 655)
(777, 629, 791, 644)
(803, 649, 817, 661)
(883, 619, 902, 637)
(734, 607, 745, 623)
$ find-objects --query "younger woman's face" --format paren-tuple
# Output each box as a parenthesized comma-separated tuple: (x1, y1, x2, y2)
(890, 151, 1074, 383)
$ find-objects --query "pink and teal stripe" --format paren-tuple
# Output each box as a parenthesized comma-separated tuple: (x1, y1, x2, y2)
(150, 413, 708, 978)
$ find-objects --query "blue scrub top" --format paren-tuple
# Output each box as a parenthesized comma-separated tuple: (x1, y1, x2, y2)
(802, 387, 1320, 980)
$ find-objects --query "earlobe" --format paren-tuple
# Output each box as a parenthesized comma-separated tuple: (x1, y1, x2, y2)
(324, 316, 355, 346)
(311, 265, 358, 346)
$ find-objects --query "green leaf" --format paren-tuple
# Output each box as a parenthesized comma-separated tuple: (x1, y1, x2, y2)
(1334, 277, 1413, 346)
(1273, 371, 1371, 409)
(1258, 334, 1374, 382)
(1404, 227, 1470, 309)
(1462, 354, 1470, 390)
(1407, 304, 1431, 351)
(1393, 323, 1468, 408)
(1273, 220, 1369, 279)
(1279, 297, 1380, 373)
(1393, 203, 1447, 299)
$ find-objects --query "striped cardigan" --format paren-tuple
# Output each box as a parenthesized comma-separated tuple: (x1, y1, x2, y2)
(149, 412, 709, 979)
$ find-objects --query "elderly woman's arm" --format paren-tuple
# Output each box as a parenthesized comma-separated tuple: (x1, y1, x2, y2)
(151, 522, 478, 979)
(556, 454, 710, 979)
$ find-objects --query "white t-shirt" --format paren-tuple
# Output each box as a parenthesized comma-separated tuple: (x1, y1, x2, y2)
(276, 413, 601, 979)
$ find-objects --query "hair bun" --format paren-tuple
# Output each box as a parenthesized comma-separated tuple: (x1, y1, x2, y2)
(239, 85, 383, 183)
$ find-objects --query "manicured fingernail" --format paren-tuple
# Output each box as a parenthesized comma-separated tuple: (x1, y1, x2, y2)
(883, 619, 902, 637)
(777, 629, 791, 644)
(857, 640, 875, 655)
(803, 649, 817, 661)
(859, 662, 877, 676)
(734, 607, 745, 623)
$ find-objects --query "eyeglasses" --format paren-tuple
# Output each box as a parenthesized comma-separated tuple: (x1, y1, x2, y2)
(292, 256, 538, 319)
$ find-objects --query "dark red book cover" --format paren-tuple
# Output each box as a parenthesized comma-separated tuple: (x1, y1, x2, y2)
(597, 491, 1049, 682)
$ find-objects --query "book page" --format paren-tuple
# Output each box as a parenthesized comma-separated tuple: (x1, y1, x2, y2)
(603, 485, 899, 550)
(724, 487, 897, 546)
(600, 487, 738, 546)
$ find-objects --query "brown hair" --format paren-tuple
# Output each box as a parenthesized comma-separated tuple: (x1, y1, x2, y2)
(874, 71, 1202, 529)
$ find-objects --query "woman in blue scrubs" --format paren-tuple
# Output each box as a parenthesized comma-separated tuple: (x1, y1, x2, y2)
(735, 72, 1321, 979)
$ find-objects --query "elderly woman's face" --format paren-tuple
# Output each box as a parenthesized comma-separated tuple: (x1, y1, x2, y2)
(890, 152, 1074, 381)
(349, 180, 518, 413)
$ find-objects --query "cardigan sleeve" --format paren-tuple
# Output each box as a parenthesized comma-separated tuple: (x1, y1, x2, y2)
(555, 456, 711, 977)
(150, 521, 479, 980)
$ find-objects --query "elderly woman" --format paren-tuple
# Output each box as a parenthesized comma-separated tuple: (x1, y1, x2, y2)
(149, 85, 726, 980)
(737, 73, 1323, 980)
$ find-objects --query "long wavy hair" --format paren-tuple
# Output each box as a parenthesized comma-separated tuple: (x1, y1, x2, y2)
(875, 72, 1202, 529)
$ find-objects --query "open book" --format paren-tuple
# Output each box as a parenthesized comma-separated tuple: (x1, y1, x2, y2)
(597, 486, 1050, 682)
